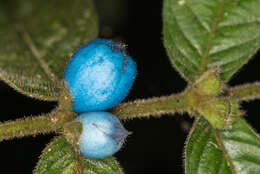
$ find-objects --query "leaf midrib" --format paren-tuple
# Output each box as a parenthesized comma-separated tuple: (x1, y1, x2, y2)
(212, 127, 237, 174)
(1, 3, 58, 84)
(199, 0, 227, 74)
(212, 121, 260, 174)
(14, 23, 58, 83)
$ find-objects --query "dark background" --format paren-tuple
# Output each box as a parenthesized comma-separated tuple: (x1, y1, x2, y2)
(0, 0, 260, 173)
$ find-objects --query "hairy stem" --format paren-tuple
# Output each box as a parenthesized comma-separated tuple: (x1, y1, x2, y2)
(0, 84, 75, 142)
(110, 91, 193, 120)
(0, 108, 76, 142)
(229, 82, 260, 102)
(0, 89, 192, 141)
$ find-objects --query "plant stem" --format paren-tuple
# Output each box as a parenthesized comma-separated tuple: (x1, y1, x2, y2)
(0, 108, 76, 142)
(229, 82, 260, 102)
(5, 80, 259, 140)
(110, 91, 193, 120)
(0, 90, 193, 141)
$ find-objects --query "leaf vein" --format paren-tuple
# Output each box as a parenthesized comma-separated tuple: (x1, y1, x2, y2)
(219, 19, 260, 28)
(212, 124, 237, 174)
(14, 23, 58, 83)
(210, 32, 260, 56)
(234, 157, 260, 166)
(185, 3, 210, 32)
(170, 6, 203, 58)
(168, 32, 200, 70)
(199, 0, 227, 74)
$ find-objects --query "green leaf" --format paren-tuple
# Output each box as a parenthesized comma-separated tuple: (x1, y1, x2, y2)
(185, 117, 260, 174)
(163, 0, 260, 82)
(34, 136, 124, 174)
(0, 0, 98, 101)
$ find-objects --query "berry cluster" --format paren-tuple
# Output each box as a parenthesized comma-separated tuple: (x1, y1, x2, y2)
(64, 38, 136, 158)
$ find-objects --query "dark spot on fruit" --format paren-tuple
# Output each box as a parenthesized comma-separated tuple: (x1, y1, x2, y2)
(107, 42, 127, 55)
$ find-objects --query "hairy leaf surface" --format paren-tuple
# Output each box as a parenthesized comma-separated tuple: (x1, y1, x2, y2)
(185, 117, 260, 174)
(34, 136, 123, 174)
(163, 0, 260, 82)
(0, 0, 98, 100)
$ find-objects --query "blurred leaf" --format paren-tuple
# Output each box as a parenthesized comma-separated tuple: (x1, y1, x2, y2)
(163, 0, 260, 82)
(0, 0, 98, 101)
(185, 117, 260, 174)
(34, 136, 124, 174)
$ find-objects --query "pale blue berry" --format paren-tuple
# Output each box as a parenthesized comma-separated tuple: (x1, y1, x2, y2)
(76, 111, 129, 159)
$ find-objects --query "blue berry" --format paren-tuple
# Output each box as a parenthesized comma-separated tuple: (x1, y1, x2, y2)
(64, 38, 136, 113)
(76, 111, 129, 159)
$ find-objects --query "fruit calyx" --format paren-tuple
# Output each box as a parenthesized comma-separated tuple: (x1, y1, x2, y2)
(193, 67, 223, 96)
(188, 68, 241, 129)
